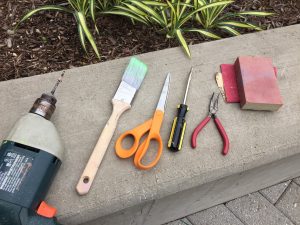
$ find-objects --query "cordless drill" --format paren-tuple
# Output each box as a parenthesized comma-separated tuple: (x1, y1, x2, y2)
(0, 74, 65, 225)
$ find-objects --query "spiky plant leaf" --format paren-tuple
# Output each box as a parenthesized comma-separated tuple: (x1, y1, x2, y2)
(179, 1, 234, 27)
(185, 28, 221, 39)
(90, 0, 96, 21)
(218, 21, 262, 30)
(78, 23, 87, 53)
(238, 11, 274, 16)
(142, 1, 168, 7)
(166, 0, 177, 29)
(161, 6, 168, 25)
(16, 5, 72, 28)
(179, 0, 192, 18)
(175, 29, 191, 58)
(123, 2, 148, 17)
(209, 4, 228, 27)
(75, 11, 100, 58)
(130, 0, 166, 25)
(102, 10, 149, 25)
(217, 25, 240, 35)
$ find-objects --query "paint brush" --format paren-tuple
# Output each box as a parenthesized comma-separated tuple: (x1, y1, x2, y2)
(76, 57, 148, 195)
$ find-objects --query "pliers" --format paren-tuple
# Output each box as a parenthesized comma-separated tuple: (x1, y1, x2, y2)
(191, 92, 229, 155)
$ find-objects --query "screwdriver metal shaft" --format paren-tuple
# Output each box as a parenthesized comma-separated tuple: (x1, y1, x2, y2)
(168, 68, 193, 152)
(183, 67, 193, 104)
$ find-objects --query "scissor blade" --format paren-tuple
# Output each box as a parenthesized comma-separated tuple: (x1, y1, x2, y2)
(156, 73, 171, 112)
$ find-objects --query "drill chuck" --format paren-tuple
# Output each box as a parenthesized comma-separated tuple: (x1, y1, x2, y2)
(30, 93, 57, 120)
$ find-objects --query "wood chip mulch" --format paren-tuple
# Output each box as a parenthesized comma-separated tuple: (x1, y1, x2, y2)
(0, 0, 300, 81)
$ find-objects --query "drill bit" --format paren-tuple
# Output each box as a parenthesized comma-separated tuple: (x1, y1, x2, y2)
(30, 71, 65, 120)
(51, 71, 65, 95)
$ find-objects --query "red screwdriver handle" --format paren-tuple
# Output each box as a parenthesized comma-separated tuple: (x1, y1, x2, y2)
(214, 117, 229, 155)
(191, 116, 211, 148)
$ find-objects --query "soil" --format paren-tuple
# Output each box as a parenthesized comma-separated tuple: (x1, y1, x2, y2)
(0, 0, 300, 81)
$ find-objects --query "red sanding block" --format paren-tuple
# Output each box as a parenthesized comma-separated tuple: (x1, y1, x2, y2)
(235, 56, 283, 111)
(221, 63, 278, 103)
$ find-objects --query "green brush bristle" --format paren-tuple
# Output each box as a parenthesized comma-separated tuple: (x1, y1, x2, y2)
(122, 57, 148, 90)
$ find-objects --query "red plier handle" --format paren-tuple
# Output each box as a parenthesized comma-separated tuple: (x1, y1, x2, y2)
(191, 115, 229, 155)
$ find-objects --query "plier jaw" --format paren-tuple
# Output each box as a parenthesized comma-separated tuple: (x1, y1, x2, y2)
(209, 92, 220, 117)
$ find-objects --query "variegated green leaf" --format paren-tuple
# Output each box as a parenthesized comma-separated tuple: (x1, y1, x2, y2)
(94, 24, 99, 35)
(238, 11, 274, 16)
(90, 0, 96, 22)
(16, 5, 72, 28)
(218, 25, 240, 35)
(195, 13, 203, 25)
(185, 28, 221, 39)
(166, 0, 177, 28)
(161, 6, 168, 25)
(179, 0, 233, 27)
(75, 11, 100, 58)
(209, 4, 228, 27)
(82, 0, 88, 11)
(68, 0, 78, 11)
(179, 0, 192, 18)
(103, 10, 149, 25)
(123, 3, 148, 17)
(176, 0, 180, 18)
(175, 29, 191, 58)
(141, 1, 168, 7)
(219, 12, 244, 20)
(130, 0, 165, 25)
(218, 21, 262, 30)
(78, 23, 87, 53)
(246, 22, 263, 31)
(97, 0, 104, 9)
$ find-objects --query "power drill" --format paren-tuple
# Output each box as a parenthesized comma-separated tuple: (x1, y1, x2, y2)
(0, 73, 65, 225)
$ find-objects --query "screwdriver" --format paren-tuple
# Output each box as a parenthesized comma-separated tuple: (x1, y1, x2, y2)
(168, 67, 193, 152)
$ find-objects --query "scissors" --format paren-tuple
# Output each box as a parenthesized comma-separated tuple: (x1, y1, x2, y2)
(115, 73, 171, 170)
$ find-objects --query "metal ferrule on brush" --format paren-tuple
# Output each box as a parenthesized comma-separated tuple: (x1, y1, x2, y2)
(113, 81, 137, 104)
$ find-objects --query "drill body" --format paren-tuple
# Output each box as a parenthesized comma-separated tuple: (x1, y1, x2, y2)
(0, 91, 63, 225)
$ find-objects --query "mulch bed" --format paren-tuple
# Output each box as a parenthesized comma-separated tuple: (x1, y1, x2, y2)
(1, 0, 300, 81)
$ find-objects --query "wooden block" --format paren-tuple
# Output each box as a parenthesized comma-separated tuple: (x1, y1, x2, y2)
(235, 56, 283, 111)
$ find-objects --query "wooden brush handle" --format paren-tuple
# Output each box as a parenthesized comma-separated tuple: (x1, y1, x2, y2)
(76, 99, 131, 195)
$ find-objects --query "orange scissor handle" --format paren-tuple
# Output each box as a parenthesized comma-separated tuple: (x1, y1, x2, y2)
(134, 110, 164, 170)
(115, 119, 152, 158)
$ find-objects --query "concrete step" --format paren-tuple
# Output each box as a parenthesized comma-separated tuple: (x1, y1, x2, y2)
(226, 192, 295, 225)
(0, 24, 300, 225)
(275, 182, 300, 224)
(187, 205, 244, 225)
(166, 179, 298, 225)
(260, 180, 291, 204)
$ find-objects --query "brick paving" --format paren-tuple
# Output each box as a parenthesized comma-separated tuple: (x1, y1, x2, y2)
(165, 177, 300, 225)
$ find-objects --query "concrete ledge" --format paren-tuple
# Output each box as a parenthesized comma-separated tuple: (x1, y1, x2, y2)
(0, 24, 300, 225)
